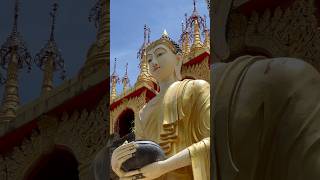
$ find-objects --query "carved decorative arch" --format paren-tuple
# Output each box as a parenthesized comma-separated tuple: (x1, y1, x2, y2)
(23, 145, 79, 180)
(114, 108, 135, 137)
(0, 95, 108, 180)
(110, 91, 146, 134)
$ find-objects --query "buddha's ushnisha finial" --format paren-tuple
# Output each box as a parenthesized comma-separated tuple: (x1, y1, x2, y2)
(162, 29, 169, 37)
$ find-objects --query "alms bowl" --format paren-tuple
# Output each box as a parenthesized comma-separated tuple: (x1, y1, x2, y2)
(121, 140, 166, 172)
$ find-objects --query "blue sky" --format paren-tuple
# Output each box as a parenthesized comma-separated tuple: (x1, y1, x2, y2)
(0, 0, 96, 105)
(110, 0, 209, 95)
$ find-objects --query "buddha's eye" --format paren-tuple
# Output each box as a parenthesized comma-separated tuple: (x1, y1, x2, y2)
(147, 59, 152, 63)
(157, 53, 163, 58)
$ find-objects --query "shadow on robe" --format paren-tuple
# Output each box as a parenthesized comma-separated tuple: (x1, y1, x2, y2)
(212, 56, 320, 180)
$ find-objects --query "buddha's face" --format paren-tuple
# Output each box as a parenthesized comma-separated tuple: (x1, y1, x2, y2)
(146, 44, 177, 82)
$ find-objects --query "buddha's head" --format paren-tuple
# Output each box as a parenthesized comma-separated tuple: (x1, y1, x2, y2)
(146, 31, 183, 82)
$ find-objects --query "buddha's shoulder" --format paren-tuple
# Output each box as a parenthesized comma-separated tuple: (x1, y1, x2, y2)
(248, 58, 319, 83)
(215, 57, 318, 82)
(174, 79, 209, 95)
(176, 79, 209, 87)
(180, 79, 209, 88)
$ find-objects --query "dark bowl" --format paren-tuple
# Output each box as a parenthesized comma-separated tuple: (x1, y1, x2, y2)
(121, 140, 166, 172)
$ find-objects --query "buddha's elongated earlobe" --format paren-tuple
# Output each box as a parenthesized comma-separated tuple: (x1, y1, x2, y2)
(174, 54, 183, 80)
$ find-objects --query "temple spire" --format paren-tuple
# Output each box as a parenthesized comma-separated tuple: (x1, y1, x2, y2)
(0, 0, 32, 128)
(203, 15, 210, 50)
(97, 0, 108, 43)
(143, 24, 148, 46)
(12, 0, 19, 33)
(111, 58, 120, 101)
(136, 25, 154, 87)
(181, 0, 208, 60)
(49, 2, 58, 41)
(122, 63, 130, 94)
(35, 1, 65, 95)
(80, 0, 107, 77)
(147, 26, 151, 44)
(137, 24, 151, 61)
(89, 0, 107, 40)
(180, 14, 191, 56)
(193, 0, 197, 12)
(190, 0, 203, 51)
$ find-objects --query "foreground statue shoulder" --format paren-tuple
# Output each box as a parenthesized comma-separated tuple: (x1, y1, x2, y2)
(181, 79, 210, 102)
(245, 57, 320, 96)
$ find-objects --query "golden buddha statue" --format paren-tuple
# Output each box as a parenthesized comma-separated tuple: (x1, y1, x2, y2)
(111, 31, 210, 180)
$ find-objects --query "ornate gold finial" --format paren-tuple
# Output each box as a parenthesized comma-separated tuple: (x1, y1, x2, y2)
(122, 63, 130, 94)
(111, 58, 120, 101)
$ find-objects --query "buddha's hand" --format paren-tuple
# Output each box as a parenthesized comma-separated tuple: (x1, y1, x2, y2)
(120, 147, 192, 180)
(119, 160, 166, 180)
(111, 141, 138, 177)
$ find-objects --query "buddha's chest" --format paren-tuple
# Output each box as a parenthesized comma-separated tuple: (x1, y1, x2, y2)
(141, 100, 165, 142)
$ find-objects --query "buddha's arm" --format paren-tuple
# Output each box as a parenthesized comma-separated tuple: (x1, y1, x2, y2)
(161, 138, 210, 174)
(127, 138, 210, 180)
(160, 148, 191, 174)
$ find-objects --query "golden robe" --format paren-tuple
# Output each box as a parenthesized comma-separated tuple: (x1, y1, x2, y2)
(134, 79, 210, 180)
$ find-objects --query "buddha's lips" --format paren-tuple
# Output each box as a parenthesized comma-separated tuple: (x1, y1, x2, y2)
(153, 66, 160, 71)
